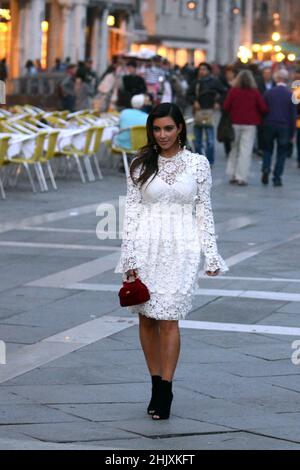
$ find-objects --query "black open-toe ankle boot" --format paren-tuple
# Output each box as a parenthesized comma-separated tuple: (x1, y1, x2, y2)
(147, 375, 161, 415)
(152, 379, 173, 420)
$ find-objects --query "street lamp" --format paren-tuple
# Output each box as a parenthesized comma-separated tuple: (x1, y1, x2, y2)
(232, 7, 240, 15)
(272, 32, 281, 42)
(186, 1, 198, 10)
(107, 15, 115, 27)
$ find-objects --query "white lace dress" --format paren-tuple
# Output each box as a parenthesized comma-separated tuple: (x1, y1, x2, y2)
(114, 148, 228, 320)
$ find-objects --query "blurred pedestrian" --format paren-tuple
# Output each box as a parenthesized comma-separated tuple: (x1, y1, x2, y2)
(170, 67, 188, 113)
(224, 70, 268, 186)
(219, 65, 237, 157)
(117, 60, 147, 109)
(262, 67, 275, 92)
(52, 58, 65, 73)
(24, 60, 37, 76)
(144, 56, 165, 102)
(74, 71, 94, 111)
(187, 62, 226, 165)
(85, 58, 98, 95)
(262, 69, 297, 186)
(34, 59, 43, 73)
(0, 59, 8, 82)
(94, 65, 117, 113)
(59, 64, 77, 112)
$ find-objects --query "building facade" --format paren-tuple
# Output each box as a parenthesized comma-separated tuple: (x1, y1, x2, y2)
(133, 0, 249, 66)
(253, 0, 300, 44)
(1, 0, 249, 83)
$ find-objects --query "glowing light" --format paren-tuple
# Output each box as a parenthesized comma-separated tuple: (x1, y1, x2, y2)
(252, 44, 261, 52)
(0, 23, 8, 33)
(237, 46, 253, 62)
(276, 52, 286, 62)
(176, 49, 188, 67)
(194, 49, 206, 66)
(157, 47, 167, 58)
(262, 44, 273, 53)
(274, 45, 282, 52)
(0, 9, 11, 21)
(232, 7, 240, 15)
(288, 53, 296, 62)
(186, 1, 197, 10)
(272, 32, 281, 42)
(41, 21, 49, 69)
(273, 13, 280, 20)
(107, 15, 115, 26)
(41, 20, 48, 32)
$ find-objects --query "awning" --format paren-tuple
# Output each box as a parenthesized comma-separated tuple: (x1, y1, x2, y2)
(134, 35, 208, 51)
(161, 39, 208, 51)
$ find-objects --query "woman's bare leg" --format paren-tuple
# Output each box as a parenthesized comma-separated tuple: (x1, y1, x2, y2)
(158, 320, 180, 381)
(139, 313, 161, 376)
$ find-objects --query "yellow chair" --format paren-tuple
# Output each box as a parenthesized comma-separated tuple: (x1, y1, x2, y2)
(88, 126, 104, 180)
(44, 115, 68, 128)
(10, 131, 48, 193)
(0, 135, 10, 199)
(111, 125, 147, 177)
(39, 131, 60, 190)
(55, 126, 98, 183)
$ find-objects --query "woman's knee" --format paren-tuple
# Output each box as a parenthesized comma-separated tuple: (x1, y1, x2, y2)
(158, 320, 179, 333)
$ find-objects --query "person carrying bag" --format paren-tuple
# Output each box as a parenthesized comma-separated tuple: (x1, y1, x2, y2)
(93, 66, 117, 113)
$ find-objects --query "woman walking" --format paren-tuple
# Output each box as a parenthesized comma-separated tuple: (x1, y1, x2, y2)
(224, 70, 268, 185)
(115, 103, 227, 420)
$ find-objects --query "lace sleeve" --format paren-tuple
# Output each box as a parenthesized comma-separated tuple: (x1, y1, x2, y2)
(195, 156, 228, 274)
(114, 166, 142, 274)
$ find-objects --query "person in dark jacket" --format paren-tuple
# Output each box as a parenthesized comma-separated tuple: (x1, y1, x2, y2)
(117, 60, 147, 109)
(0, 59, 8, 82)
(187, 62, 226, 165)
(219, 65, 237, 157)
(224, 70, 268, 185)
(59, 64, 77, 112)
(262, 69, 297, 186)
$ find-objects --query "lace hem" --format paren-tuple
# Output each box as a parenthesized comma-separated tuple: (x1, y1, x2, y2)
(203, 254, 229, 274)
(127, 292, 193, 320)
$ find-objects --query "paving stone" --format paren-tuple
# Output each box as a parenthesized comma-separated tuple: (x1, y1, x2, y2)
(257, 313, 300, 327)
(155, 432, 300, 450)
(190, 298, 286, 324)
(0, 421, 134, 444)
(277, 302, 300, 314)
(90, 416, 233, 437)
(0, 324, 56, 344)
(2, 383, 152, 404)
(2, 365, 147, 386)
(0, 404, 86, 424)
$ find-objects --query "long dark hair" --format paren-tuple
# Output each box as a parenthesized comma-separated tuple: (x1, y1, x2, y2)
(130, 102, 187, 187)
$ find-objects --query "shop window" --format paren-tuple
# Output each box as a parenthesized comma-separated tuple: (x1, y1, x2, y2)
(175, 48, 188, 66)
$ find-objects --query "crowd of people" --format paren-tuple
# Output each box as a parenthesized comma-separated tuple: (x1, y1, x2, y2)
(55, 55, 300, 187)
(7, 53, 300, 186)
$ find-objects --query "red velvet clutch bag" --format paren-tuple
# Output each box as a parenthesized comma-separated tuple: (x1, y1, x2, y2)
(119, 274, 150, 307)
